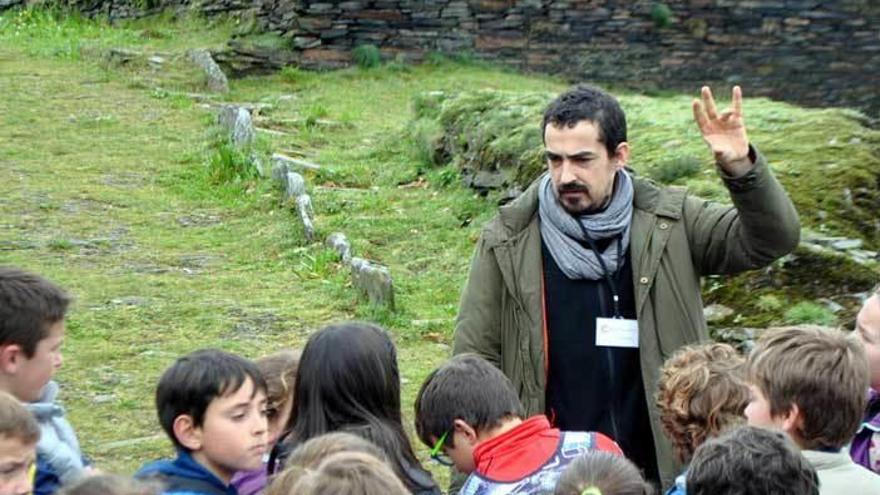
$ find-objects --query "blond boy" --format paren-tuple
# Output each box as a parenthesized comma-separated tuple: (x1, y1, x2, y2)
(0, 391, 40, 495)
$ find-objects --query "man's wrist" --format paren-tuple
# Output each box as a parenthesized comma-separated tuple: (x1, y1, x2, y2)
(717, 145, 756, 178)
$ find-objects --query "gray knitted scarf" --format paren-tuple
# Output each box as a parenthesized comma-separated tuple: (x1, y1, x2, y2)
(538, 171, 634, 280)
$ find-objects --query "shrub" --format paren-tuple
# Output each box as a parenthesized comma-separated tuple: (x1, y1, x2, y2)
(352, 44, 381, 69)
(755, 294, 784, 312)
(207, 142, 260, 184)
(409, 118, 446, 167)
(648, 155, 702, 183)
(783, 301, 836, 326)
(651, 3, 673, 28)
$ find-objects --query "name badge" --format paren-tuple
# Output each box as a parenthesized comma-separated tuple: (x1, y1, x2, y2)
(595, 317, 639, 348)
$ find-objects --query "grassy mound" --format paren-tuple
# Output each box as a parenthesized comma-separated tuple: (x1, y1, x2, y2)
(410, 89, 880, 327)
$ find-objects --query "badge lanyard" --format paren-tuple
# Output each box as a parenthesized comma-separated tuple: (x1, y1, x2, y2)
(576, 221, 623, 319)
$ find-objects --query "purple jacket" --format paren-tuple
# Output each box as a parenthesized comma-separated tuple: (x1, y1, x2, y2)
(851, 389, 880, 473)
(230, 466, 267, 495)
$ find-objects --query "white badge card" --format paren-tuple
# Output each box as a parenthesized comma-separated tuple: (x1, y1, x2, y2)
(595, 317, 639, 348)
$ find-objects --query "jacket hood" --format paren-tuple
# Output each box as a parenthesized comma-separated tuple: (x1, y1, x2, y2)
(26, 381, 61, 419)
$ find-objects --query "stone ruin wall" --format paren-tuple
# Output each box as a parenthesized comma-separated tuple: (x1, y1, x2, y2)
(11, 0, 880, 116)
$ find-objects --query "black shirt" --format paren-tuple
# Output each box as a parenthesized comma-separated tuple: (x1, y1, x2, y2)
(542, 238, 659, 483)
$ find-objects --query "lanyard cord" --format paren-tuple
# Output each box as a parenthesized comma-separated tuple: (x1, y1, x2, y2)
(575, 221, 623, 318)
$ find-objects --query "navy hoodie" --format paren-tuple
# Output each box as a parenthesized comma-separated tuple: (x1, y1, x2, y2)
(136, 450, 238, 495)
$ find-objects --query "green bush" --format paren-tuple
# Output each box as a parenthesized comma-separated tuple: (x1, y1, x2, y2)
(755, 294, 784, 312)
(650, 3, 673, 28)
(783, 301, 836, 326)
(648, 155, 702, 184)
(352, 44, 381, 69)
(280, 65, 316, 86)
(207, 142, 260, 184)
(409, 118, 446, 167)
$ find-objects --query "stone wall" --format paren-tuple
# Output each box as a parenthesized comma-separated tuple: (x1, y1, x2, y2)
(15, 0, 879, 116)
(276, 0, 880, 116)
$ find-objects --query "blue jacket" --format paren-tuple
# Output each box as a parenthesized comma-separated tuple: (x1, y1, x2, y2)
(665, 470, 687, 495)
(27, 381, 88, 495)
(136, 450, 238, 495)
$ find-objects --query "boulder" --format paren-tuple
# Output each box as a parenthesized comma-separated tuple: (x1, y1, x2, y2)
(350, 257, 395, 309)
(187, 48, 229, 93)
(326, 232, 353, 265)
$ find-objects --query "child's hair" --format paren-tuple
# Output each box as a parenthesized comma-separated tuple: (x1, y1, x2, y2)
(156, 349, 268, 450)
(0, 391, 39, 444)
(58, 474, 163, 495)
(266, 433, 386, 495)
(282, 322, 436, 493)
(554, 451, 653, 495)
(687, 425, 819, 495)
(748, 326, 868, 450)
(256, 349, 300, 425)
(285, 451, 409, 495)
(655, 343, 748, 462)
(414, 353, 524, 448)
(0, 266, 70, 357)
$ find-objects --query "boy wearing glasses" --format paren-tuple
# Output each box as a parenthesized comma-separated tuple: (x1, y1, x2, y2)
(415, 354, 622, 494)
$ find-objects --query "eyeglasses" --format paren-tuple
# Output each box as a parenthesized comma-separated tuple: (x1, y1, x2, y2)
(429, 431, 454, 467)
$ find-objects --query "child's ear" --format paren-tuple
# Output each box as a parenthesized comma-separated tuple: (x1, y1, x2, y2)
(452, 418, 479, 445)
(780, 403, 805, 439)
(172, 415, 203, 451)
(0, 345, 24, 374)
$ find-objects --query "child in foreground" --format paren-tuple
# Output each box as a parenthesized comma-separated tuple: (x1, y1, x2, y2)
(686, 425, 818, 495)
(136, 349, 269, 495)
(0, 391, 41, 495)
(415, 353, 622, 494)
(0, 266, 90, 495)
(265, 432, 386, 495)
(745, 326, 880, 494)
(284, 451, 408, 495)
(231, 349, 300, 495)
(655, 343, 749, 494)
(554, 451, 653, 495)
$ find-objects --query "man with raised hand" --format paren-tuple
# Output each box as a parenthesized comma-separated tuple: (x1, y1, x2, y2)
(453, 85, 800, 489)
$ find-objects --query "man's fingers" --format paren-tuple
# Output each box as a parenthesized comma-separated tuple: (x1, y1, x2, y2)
(719, 110, 735, 123)
(692, 98, 709, 132)
(732, 85, 743, 116)
(702, 86, 718, 120)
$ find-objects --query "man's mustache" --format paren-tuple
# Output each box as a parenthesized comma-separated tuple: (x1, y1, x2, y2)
(557, 182, 589, 194)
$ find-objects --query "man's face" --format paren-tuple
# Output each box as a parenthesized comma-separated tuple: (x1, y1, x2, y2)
(855, 294, 880, 390)
(13, 321, 64, 403)
(0, 436, 36, 495)
(192, 378, 269, 482)
(544, 120, 628, 215)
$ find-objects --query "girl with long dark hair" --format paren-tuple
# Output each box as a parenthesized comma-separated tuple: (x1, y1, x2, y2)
(274, 321, 440, 495)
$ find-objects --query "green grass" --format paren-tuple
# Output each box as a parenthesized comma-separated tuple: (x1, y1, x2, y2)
(3, 7, 879, 488)
(0, 8, 564, 485)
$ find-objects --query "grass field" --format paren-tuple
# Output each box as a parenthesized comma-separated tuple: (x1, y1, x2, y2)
(1, 6, 878, 487)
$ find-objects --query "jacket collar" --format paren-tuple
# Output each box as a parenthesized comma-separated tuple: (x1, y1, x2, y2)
(801, 449, 852, 470)
(137, 449, 236, 495)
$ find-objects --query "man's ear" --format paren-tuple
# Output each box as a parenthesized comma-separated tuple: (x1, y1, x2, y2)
(172, 415, 203, 451)
(452, 418, 479, 445)
(0, 345, 24, 374)
(612, 142, 630, 169)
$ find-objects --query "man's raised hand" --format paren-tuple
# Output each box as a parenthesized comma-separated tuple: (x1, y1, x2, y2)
(692, 85, 752, 177)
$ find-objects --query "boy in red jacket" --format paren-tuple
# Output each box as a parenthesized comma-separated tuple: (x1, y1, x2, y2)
(415, 354, 623, 494)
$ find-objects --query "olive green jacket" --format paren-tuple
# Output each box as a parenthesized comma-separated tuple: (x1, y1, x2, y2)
(452, 148, 800, 488)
